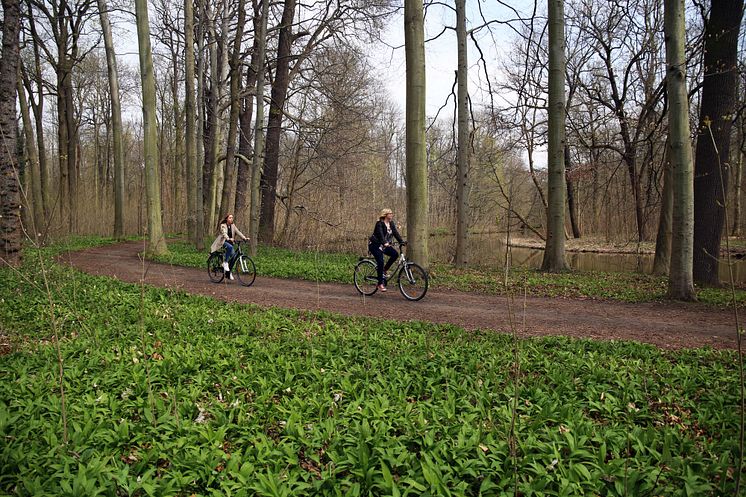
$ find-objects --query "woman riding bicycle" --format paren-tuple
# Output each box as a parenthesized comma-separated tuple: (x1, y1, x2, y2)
(369, 208, 405, 292)
(210, 213, 249, 280)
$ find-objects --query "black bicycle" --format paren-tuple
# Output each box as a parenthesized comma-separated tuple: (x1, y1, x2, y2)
(353, 242, 429, 301)
(207, 240, 256, 286)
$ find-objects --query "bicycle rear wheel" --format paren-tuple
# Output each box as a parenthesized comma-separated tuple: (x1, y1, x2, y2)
(235, 255, 257, 287)
(207, 252, 225, 283)
(398, 262, 428, 301)
(354, 259, 379, 296)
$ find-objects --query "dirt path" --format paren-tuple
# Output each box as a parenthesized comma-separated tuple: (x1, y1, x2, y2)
(62, 241, 738, 350)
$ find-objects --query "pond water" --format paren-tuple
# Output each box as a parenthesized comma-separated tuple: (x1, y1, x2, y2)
(429, 233, 746, 284)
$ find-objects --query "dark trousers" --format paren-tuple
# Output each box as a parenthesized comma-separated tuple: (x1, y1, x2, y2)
(369, 242, 398, 284)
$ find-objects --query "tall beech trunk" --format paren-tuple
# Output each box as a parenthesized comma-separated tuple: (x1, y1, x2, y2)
(664, 0, 696, 300)
(235, 0, 261, 224)
(98, 0, 125, 239)
(404, 0, 429, 266)
(0, 0, 22, 265)
(692, 0, 744, 286)
(185, 0, 203, 249)
(259, 0, 295, 243)
(135, 0, 167, 255)
(542, 0, 568, 272)
(454, 0, 469, 266)
(219, 0, 246, 218)
(249, 0, 269, 255)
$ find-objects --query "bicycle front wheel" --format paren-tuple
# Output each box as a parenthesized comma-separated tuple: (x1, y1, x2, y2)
(354, 259, 379, 296)
(398, 262, 428, 301)
(235, 255, 257, 287)
(207, 252, 225, 283)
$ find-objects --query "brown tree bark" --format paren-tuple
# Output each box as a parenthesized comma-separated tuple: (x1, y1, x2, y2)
(259, 0, 296, 243)
(235, 0, 261, 224)
(565, 147, 581, 239)
(218, 0, 246, 218)
(0, 0, 22, 265)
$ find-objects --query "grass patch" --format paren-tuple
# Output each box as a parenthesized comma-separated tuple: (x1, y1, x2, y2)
(152, 240, 746, 306)
(0, 242, 742, 495)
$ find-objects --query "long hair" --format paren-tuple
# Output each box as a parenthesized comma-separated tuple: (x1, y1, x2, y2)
(217, 213, 232, 231)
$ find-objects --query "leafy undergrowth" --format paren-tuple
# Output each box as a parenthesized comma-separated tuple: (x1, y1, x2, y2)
(152, 240, 746, 306)
(0, 248, 742, 496)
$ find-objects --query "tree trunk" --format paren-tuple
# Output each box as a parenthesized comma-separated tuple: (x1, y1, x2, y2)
(202, 2, 219, 231)
(733, 151, 743, 237)
(692, 0, 744, 286)
(195, 0, 207, 248)
(219, 0, 246, 218)
(652, 143, 673, 275)
(259, 0, 296, 243)
(565, 147, 581, 239)
(235, 0, 261, 225)
(249, 0, 269, 256)
(98, 0, 126, 240)
(664, 0, 695, 300)
(404, 0, 429, 267)
(541, 0, 568, 272)
(135, 0, 168, 255)
(454, 0, 469, 266)
(185, 0, 203, 249)
(21, 19, 51, 223)
(0, 0, 22, 265)
(17, 78, 43, 240)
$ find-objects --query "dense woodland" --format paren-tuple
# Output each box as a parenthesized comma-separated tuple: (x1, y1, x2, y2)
(0, 0, 744, 297)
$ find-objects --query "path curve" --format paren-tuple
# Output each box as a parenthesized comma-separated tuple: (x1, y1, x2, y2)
(62, 241, 738, 350)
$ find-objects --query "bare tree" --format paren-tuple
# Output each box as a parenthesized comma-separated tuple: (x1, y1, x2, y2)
(27, 0, 98, 232)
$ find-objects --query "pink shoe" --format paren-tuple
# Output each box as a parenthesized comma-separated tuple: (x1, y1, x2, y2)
(377, 284, 387, 292)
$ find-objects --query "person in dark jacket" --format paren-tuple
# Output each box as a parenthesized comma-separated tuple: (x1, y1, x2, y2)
(369, 208, 405, 291)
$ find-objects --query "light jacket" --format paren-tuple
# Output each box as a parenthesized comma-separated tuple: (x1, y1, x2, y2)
(210, 223, 248, 253)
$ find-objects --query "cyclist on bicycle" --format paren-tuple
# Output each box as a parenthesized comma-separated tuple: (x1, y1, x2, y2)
(369, 208, 405, 292)
(210, 213, 249, 280)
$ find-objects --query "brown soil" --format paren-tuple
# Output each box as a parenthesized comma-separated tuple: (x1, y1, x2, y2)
(61, 241, 739, 351)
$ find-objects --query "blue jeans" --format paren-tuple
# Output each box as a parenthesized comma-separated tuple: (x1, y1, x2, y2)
(369, 242, 398, 284)
(223, 241, 235, 267)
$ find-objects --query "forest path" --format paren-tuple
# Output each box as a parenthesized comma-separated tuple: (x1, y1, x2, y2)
(62, 241, 738, 350)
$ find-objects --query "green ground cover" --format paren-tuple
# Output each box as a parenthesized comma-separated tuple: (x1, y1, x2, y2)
(153, 240, 746, 306)
(0, 239, 742, 496)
